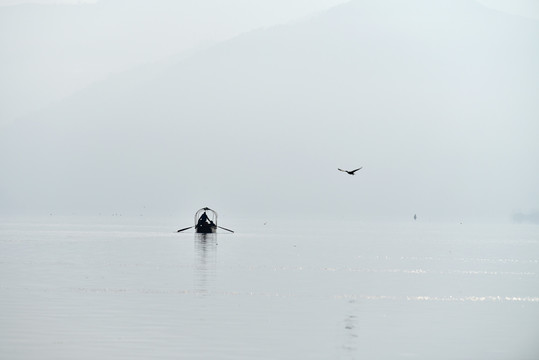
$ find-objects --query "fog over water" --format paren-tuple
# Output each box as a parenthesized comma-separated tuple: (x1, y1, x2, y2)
(1, 2, 539, 359)
(1, 0, 538, 222)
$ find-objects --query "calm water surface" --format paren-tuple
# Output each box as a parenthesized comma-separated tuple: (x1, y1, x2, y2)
(1, 217, 538, 359)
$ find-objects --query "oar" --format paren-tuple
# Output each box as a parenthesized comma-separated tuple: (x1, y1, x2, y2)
(218, 226, 234, 233)
(177, 226, 194, 233)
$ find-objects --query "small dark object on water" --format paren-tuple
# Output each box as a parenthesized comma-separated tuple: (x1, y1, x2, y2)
(177, 207, 234, 234)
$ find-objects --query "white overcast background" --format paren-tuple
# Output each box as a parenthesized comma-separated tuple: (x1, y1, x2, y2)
(0, 0, 538, 222)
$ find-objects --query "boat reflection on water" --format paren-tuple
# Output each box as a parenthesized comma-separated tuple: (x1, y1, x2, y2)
(194, 233, 217, 296)
(342, 299, 360, 355)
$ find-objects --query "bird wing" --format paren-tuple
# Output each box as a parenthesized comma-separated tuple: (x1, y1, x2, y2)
(351, 167, 363, 173)
(338, 168, 347, 172)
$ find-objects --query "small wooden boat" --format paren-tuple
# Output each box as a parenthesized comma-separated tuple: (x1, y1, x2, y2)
(177, 207, 234, 234)
(194, 207, 217, 233)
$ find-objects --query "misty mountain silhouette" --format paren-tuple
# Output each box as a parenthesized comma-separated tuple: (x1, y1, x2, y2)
(1, 0, 537, 218)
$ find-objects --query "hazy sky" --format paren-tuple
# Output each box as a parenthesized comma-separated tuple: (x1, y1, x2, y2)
(1, 0, 538, 222)
(0, 0, 350, 126)
(1, 0, 538, 126)
(2, 0, 538, 17)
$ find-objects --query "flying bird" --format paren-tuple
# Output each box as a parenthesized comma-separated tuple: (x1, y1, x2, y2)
(338, 167, 363, 175)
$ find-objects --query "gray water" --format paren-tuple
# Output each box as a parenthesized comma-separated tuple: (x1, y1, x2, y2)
(1, 217, 538, 359)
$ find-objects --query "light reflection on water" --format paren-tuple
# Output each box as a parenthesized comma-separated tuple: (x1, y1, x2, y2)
(0, 219, 538, 359)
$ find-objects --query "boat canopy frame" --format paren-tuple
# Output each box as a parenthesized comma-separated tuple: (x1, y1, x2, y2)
(194, 207, 217, 227)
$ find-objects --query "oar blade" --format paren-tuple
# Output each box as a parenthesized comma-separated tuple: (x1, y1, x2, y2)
(218, 225, 234, 233)
(177, 226, 193, 233)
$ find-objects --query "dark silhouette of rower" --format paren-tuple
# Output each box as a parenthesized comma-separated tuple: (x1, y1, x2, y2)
(196, 211, 211, 230)
(199, 211, 209, 223)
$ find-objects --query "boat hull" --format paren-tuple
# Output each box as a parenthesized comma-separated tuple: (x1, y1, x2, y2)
(195, 224, 217, 234)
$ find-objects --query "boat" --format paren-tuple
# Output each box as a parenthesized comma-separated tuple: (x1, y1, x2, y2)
(194, 207, 218, 233)
(177, 207, 234, 233)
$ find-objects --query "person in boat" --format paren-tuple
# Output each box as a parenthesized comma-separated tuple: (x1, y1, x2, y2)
(196, 211, 210, 229)
(199, 211, 209, 223)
